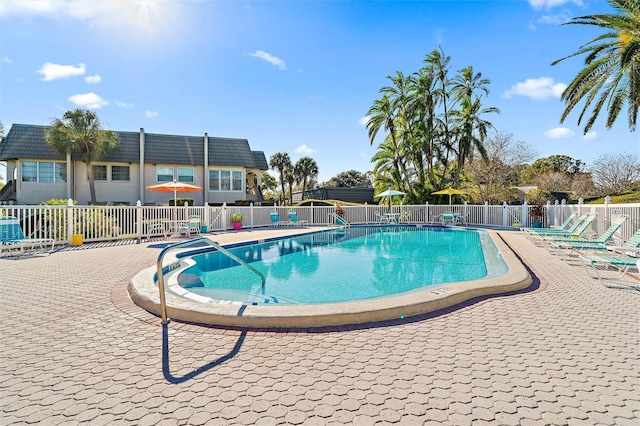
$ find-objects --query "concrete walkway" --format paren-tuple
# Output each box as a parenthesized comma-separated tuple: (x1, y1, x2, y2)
(1, 228, 638, 425)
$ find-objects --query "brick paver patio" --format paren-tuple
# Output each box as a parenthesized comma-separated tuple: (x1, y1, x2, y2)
(1, 228, 638, 425)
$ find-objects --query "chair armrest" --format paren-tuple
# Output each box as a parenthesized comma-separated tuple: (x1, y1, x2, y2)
(606, 246, 640, 253)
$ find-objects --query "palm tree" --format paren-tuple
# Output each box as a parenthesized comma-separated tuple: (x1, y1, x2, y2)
(551, 0, 639, 133)
(45, 109, 118, 204)
(283, 164, 296, 206)
(295, 157, 318, 200)
(269, 152, 291, 205)
(450, 66, 499, 187)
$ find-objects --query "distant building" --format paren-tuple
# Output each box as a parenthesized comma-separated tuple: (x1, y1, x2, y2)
(0, 124, 268, 205)
(292, 186, 375, 204)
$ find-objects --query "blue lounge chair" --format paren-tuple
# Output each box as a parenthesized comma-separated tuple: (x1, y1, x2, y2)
(0, 216, 55, 257)
(524, 212, 589, 237)
(531, 213, 598, 244)
(270, 212, 287, 227)
(548, 215, 629, 255)
(580, 253, 640, 289)
(287, 210, 308, 226)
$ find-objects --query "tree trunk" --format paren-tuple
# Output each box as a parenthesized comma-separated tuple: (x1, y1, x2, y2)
(86, 162, 97, 204)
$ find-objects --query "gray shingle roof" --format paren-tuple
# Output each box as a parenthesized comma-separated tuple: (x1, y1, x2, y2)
(0, 124, 268, 170)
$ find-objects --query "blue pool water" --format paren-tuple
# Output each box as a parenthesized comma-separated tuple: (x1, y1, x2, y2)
(173, 226, 508, 305)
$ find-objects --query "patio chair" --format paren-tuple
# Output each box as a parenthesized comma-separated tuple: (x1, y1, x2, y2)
(176, 215, 202, 237)
(548, 215, 629, 254)
(529, 213, 598, 245)
(270, 211, 287, 227)
(399, 210, 411, 224)
(375, 212, 390, 224)
(0, 216, 55, 257)
(524, 212, 589, 237)
(287, 210, 308, 226)
(580, 253, 640, 289)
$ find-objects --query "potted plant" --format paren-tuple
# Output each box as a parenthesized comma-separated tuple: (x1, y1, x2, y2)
(525, 189, 552, 228)
(231, 212, 243, 230)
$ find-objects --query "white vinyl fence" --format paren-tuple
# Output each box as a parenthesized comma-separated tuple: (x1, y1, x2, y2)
(2, 200, 639, 246)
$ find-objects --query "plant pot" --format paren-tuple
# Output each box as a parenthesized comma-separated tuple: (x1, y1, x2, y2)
(232, 222, 242, 230)
(531, 221, 542, 228)
(201, 225, 208, 233)
(72, 234, 83, 246)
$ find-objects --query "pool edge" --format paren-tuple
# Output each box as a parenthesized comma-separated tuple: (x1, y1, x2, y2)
(128, 229, 533, 329)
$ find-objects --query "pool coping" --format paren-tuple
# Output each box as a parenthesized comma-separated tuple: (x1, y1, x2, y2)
(128, 228, 533, 329)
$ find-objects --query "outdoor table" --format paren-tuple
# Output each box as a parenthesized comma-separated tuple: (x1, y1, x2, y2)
(383, 213, 401, 223)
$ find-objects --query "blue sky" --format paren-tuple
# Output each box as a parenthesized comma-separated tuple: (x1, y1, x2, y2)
(1, 0, 637, 184)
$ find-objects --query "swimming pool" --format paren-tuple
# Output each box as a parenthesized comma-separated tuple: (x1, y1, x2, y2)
(129, 226, 532, 328)
(173, 226, 507, 304)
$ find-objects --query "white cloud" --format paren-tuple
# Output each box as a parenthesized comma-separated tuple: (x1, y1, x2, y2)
(249, 50, 286, 70)
(145, 110, 159, 118)
(84, 74, 101, 84)
(583, 131, 598, 141)
(294, 144, 316, 155)
(68, 92, 109, 109)
(503, 77, 567, 100)
(544, 127, 575, 139)
(38, 62, 86, 81)
(536, 12, 571, 25)
(528, 0, 582, 10)
(2, 56, 12, 63)
(115, 101, 133, 108)
(0, 0, 181, 39)
(359, 116, 370, 126)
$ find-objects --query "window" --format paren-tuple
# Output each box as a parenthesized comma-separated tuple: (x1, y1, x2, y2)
(92, 165, 107, 181)
(56, 163, 67, 183)
(39, 162, 54, 183)
(22, 161, 66, 183)
(177, 167, 194, 183)
(22, 162, 37, 182)
(208, 169, 243, 191)
(220, 171, 231, 191)
(156, 166, 174, 182)
(209, 170, 219, 191)
(232, 171, 243, 191)
(111, 165, 130, 181)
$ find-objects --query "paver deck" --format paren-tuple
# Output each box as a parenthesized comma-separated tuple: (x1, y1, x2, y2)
(1, 228, 638, 425)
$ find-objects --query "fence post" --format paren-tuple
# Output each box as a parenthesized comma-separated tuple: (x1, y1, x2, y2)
(136, 200, 142, 243)
(203, 202, 209, 229)
(250, 203, 254, 229)
(502, 201, 508, 227)
(484, 202, 489, 225)
(67, 198, 74, 245)
(222, 202, 228, 230)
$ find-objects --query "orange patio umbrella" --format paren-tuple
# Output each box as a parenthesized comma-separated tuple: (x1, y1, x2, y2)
(146, 180, 202, 206)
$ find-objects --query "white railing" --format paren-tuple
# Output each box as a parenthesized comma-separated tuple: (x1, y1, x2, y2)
(2, 200, 639, 246)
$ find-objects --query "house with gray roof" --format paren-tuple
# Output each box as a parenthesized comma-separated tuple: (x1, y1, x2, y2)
(0, 124, 268, 206)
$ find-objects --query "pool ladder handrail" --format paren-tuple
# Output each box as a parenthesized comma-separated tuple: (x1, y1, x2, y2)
(327, 212, 350, 228)
(156, 237, 266, 325)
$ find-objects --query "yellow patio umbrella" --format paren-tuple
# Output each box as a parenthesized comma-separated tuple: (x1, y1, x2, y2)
(431, 188, 469, 205)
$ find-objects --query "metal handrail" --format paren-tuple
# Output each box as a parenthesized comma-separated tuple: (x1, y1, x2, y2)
(327, 212, 350, 228)
(156, 237, 266, 325)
